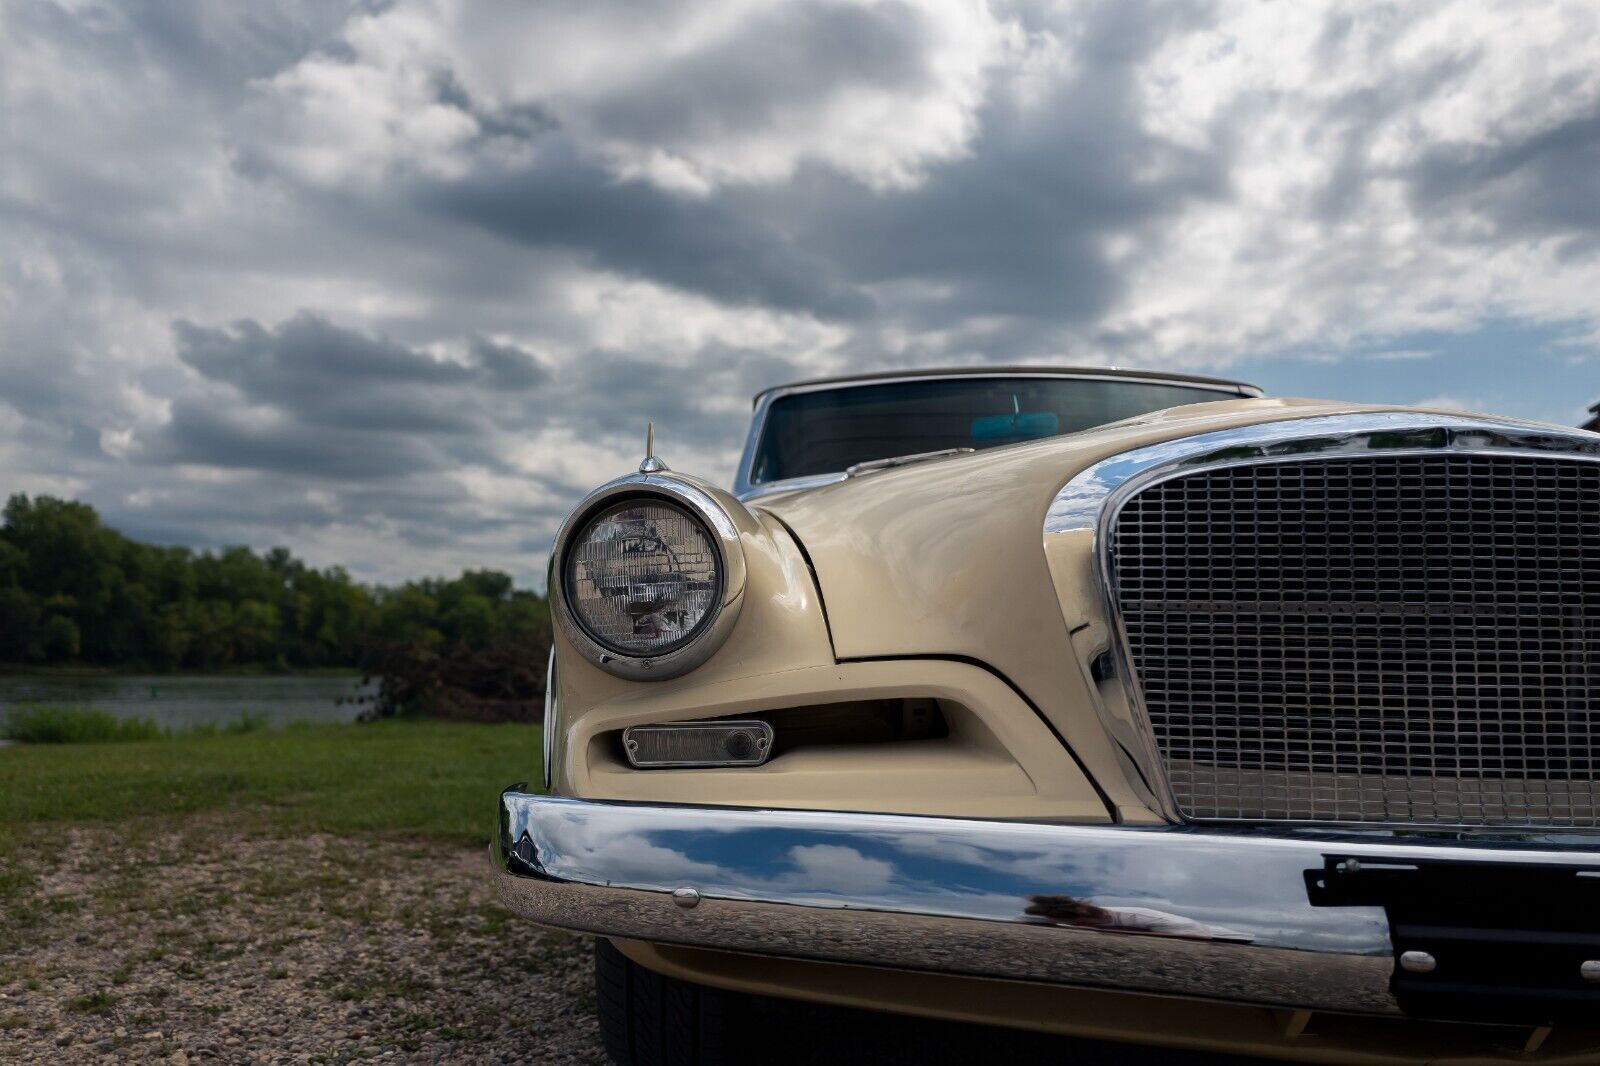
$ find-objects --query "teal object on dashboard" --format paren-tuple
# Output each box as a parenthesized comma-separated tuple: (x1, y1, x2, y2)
(970, 410, 1060, 442)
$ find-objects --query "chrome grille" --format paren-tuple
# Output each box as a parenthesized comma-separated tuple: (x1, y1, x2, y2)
(1111, 453, 1600, 827)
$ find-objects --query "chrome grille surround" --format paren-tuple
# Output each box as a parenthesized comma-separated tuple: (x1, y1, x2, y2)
(1046, 412, 1600, 830)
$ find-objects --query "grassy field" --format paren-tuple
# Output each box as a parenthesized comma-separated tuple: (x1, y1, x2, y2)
(0, 719, 543, 855)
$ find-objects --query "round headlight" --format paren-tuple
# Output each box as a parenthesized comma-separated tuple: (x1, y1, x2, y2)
(564, 498, 722, 656)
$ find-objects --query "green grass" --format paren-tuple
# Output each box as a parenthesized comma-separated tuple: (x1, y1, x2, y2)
(2, 705, 164, 744)
(67, 989, 116, 1014)
(0, 719, 542, 849)
(183, 710, 272, 737)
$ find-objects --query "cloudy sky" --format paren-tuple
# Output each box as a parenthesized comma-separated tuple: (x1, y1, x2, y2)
(4, 1, 1600, 586)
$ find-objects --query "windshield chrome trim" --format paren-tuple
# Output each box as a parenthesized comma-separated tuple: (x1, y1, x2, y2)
(734, 371, 1260, 498)
(845, 446, 975, 478)
(736, 471, 847, 502)
(1045, 411, 1600, 826)
(753, 366, 1263, 406)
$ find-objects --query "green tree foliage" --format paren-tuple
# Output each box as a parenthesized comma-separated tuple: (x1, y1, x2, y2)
(0, 494, 550, 675)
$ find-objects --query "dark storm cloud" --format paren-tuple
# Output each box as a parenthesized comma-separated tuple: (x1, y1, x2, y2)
(551, 345, 807, 449)
(420, 141, 873, 320)
(146, 314, 549, 477)
(116, 1, 372, 94)
(753, 0, 1226, 355)
(106, 469, 566, 550)
(1289, 14, 1600, 249)
(142, 312, 780, 488)
(0, 348, 83, 421)
(469, 337, 549, 391)
(1407, 104, 1600, 247)
(422, 0, 1217, 343)
(105, 492, 340, 552)
(147, 396, 452, 479)
(1305, 51, 1483, 224)
(175, 314, 477, 396)
(172, 314, 487, 437)
(8, 0, 369, 107)
(0, 295, 132, 463)
(585, 0, 934, 142)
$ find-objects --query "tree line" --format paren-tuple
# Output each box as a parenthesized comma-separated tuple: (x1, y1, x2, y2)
(0, 494, 551, 681)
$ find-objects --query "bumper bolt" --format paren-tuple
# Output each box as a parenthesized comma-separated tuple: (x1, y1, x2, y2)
(672, 887, 701, 909)
(1582, 961, 1600, 984)
(1399, 951, 1437, 974)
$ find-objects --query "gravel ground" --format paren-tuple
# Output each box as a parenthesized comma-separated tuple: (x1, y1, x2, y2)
(0, 819, 602, 1064)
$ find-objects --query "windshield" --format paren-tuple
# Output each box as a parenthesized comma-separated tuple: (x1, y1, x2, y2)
(749, 376, 1241, 486)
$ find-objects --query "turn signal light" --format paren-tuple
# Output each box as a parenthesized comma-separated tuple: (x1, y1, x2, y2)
(623, 720, 774, 768)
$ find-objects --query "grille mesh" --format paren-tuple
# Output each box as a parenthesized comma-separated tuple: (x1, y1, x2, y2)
(1111, 453, 1600, 827)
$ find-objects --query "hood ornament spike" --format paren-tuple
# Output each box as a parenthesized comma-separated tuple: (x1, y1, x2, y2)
(639, 421, 669, 474)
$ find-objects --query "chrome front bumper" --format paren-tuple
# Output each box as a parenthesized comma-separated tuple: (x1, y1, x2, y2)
(494, 790, 1600, 1017)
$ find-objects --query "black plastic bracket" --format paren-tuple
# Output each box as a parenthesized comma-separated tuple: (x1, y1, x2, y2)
(1307, 852, 1600, 1025)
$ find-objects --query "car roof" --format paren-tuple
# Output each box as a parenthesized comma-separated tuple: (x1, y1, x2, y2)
(752, 365, 1261, 406)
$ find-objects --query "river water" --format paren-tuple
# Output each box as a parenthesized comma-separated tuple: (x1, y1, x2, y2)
(0, 673, 372, 730)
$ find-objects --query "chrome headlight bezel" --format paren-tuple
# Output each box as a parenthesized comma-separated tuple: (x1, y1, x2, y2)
(550, 472, 747, 681)
(541, 645, 558, 790)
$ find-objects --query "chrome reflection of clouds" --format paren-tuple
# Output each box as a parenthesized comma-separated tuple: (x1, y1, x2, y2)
(1044, 411, 1600, 536)
(504, 795, 1545, 952)
(785, 844, 896, 894)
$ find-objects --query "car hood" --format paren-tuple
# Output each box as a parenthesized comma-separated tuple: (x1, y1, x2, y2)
(753, 397, 1384, 657)
(750, 395, 1584, 819)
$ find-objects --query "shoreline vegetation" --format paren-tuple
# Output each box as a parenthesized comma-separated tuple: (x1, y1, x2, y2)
(0, 663, 364, 678)
(1, 494, 553, 721)
(1, 704, 278, 745)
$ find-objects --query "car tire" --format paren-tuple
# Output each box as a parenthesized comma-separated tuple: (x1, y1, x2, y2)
(595, 938, 732, 1066)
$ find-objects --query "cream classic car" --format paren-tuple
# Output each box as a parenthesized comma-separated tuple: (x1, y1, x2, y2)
(496, 367, 1600, 1064)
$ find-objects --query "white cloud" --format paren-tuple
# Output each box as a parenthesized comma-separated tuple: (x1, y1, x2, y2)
(250, 0, 1019, 193)
(1109, 0, 1600, 367)
(1412, 393, 1485, 413)
(245, 4, 481, 186)
(1367, 349, 1437, 362)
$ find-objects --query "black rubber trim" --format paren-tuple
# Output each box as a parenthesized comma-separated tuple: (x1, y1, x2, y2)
(760, 509, 836, 654)
(1113, 736, 1159, 800)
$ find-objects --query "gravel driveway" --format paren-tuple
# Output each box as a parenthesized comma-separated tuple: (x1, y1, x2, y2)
(0, 820, 602, 1064)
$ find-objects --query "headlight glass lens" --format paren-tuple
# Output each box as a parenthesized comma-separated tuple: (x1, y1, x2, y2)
(566, 499, 721, 656)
